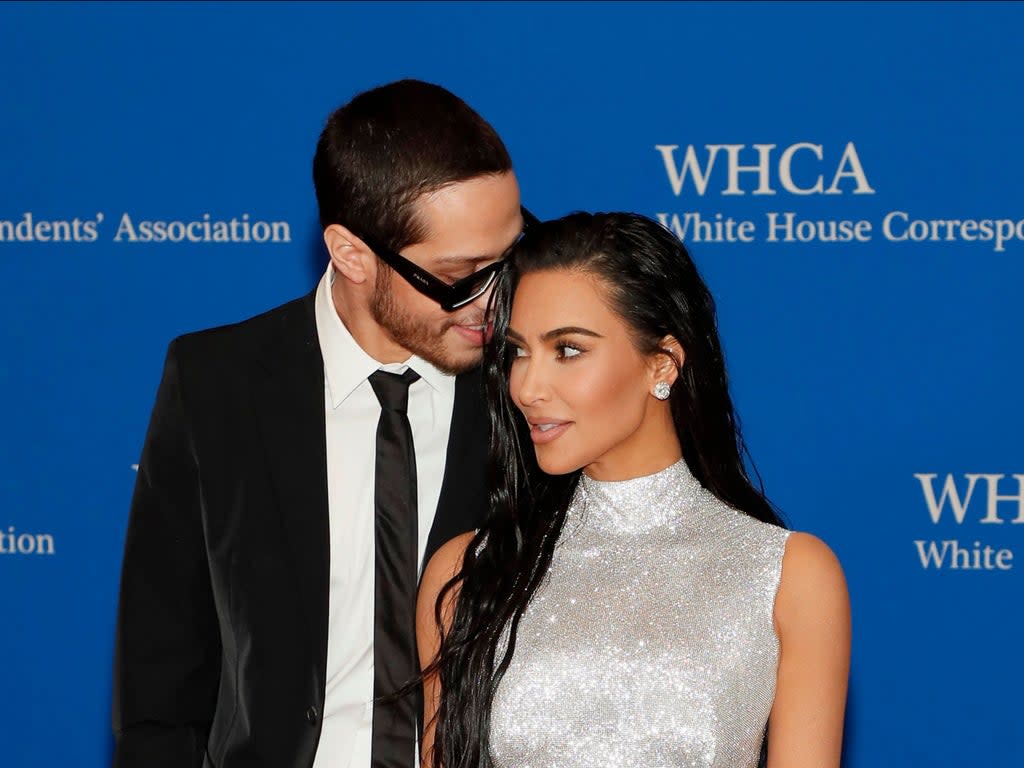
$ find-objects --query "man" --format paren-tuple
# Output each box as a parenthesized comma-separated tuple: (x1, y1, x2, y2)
(112, 79, 525, 768)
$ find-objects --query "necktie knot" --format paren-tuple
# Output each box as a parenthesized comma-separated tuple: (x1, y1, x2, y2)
(369, 368, 420, 414)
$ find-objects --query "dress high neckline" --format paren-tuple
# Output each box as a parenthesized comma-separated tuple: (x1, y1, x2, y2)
(572, 459, 706, 535)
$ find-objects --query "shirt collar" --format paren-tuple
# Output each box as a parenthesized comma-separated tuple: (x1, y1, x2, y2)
(314, 265, 455, 408)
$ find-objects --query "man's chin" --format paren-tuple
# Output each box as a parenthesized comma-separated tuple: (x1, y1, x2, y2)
(406, 332, 482, 376)
(436, 345, 484, 376)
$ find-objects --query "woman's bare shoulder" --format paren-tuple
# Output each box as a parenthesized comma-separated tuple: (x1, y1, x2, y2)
(776, 531, 850, 634)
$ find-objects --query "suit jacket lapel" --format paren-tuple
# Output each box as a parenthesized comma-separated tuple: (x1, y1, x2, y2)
(250, 291, 330, 691)
(248, 294, 491, 672)
(425, 366, 489, 566)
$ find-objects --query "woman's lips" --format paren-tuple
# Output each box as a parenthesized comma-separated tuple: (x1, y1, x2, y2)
(529, 421, 573, 444)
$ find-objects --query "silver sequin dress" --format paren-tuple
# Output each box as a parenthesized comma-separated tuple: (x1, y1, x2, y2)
(489, 459, 790, 768)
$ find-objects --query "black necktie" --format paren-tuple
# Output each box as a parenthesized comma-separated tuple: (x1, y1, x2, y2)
(368, 368, 421, 768)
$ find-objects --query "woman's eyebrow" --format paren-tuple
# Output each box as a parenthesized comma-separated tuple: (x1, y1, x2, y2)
(541, 326, 603, 341)
(506, 326, 604, 343)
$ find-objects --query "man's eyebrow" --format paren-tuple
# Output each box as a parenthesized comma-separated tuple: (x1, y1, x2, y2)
(505, 326, 604, 344)
(435, 253, 495, 265)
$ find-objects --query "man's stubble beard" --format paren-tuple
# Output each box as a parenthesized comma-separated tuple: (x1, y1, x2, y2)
(369, 266, 482, 375)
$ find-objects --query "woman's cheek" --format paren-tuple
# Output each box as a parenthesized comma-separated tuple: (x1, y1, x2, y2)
(508, 362, 524, 407)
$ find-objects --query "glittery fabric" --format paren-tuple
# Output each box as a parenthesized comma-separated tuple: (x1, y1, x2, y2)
(489, 460, 790, 768)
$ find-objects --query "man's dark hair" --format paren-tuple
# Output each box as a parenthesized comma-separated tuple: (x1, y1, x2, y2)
(313, 79, 512, 250)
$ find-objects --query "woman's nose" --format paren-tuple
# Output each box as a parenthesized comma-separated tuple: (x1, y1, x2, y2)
(514, 358, 550, 406)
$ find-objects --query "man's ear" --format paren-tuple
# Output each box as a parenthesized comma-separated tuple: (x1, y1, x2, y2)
(648, 335, 685, 388)
(323, 224, 374, 285)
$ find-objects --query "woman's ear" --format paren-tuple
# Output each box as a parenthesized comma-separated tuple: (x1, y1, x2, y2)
(647, 335, 685, 389)
(323, 224, 374, 285)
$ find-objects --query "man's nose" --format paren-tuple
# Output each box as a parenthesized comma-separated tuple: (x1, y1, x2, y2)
(469, 281, 494, 314)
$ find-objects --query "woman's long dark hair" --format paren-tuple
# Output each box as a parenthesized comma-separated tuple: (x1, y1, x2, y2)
(426, 212, 785, 768)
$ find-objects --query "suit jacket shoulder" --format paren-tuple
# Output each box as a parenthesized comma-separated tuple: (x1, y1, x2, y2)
(169, 290, 318, 383)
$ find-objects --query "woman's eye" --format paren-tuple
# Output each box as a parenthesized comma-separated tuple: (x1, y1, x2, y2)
(512, 346, 528, 358)
(557, 344, 583, 359)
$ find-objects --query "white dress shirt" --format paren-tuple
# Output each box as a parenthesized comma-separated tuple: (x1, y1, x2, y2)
(311, 265, 455, 768)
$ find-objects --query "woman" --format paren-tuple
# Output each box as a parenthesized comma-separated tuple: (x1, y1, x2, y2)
(416, 212, 850, 768)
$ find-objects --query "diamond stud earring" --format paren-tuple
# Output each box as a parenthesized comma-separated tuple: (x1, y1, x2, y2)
(653, 381, 671, 400)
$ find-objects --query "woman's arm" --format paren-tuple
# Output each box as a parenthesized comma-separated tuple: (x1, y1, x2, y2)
(767, 532, 852, 767)
(417, 531, 476, 768)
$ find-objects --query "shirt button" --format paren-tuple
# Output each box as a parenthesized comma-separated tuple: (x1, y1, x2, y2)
(306, 705, 319, 725)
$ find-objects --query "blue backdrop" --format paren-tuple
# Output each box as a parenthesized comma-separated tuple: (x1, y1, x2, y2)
(2, 2, 1021, 765)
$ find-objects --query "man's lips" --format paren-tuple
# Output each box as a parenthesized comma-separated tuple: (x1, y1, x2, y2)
(452, 322, 493, 344)
(527, 419, 573, 444)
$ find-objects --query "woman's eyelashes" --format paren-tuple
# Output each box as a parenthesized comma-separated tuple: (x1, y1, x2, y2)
(555, 342, 584, 360)
(509, 339, 587, 361)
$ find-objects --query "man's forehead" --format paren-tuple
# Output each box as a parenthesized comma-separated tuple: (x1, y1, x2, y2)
(422, 215, 525, 264)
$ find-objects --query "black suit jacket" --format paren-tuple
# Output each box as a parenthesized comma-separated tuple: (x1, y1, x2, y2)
(112, 291, 489, 768)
